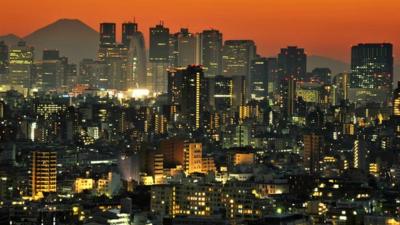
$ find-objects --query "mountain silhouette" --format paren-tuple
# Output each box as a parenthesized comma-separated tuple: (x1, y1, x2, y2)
(0, 34, 22, 46)
(307, 55, 350, 75)
(24, 19, 98, 63)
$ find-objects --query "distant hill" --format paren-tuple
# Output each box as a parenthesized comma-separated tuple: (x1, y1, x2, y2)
(307, 55, 350, 75)
(23, 19, 98, 63)
(0, 33, 22, 46)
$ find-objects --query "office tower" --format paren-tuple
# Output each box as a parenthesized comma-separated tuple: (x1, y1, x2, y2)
(167, 65, 208, 130)
(222, 40, 256, 100)
(122, 22, 138, 46)
(149, 23, 170, 62)
(209, 75, 233, 111)
(311, 68, 332, 84)
(222, 40, 256, 77)
(250, 57, 269, 100)
(280, 76, 297, 118)
(8, 41, 34, 89)
(63, 60, 77, 88)
(123, 22, 147, 88)
(184, 142, 203, 174)
(265, 57, 279, 97)
(30, 151, 57, 198)
(175, 28, 201, 66)
(99, 23, 116, 48)
(79, 59, 108, 89)
(350, 43, 393, 103)
(278, 46, 307, 80)
(37, 50, 64, 90)
(201, 29, 222, 77)
(0, 41, 8, 77)
(303, 133, 323, 174)
(149, 22, 170, 93)
(159, 137, 185, 168)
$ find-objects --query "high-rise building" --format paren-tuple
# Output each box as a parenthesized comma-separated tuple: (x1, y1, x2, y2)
(0, 41, 8, 77)
(149, 23, 170, 62)
(350, 43, 393, 103)
(36, 50, 64, 90)
(266, 57, 279, 97)
(122, 22, 138, 46)
(184, 142, 203, 174)
(167, 65, 208, 130)
(100, 23, 116, 48)
(277, 46, 307, 80)
(209, 75, 233, 111)
(277, 47, 306, 118)
(149, 23, 170, 93)
(303, 133, 323, 174)
(79, 59, 108, 89)
(30, 151, 57, 198)
(201, 29, 222, 77)
(8, 41, 34, 89)
(123, 22, 147, 88)
(222, 40, 256, 77)
(222, 40, 256, 101)
(250, 57, 269, 100)
(177, 28, 201, 66)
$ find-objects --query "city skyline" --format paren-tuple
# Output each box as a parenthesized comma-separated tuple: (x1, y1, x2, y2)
(2, 1, 400, 224)
(1, 0, 400, 62)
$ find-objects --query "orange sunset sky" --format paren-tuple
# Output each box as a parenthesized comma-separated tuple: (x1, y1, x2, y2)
(1, 0, 399, 62)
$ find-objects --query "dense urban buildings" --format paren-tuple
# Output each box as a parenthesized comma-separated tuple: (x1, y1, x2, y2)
(0, 18, 399, 225)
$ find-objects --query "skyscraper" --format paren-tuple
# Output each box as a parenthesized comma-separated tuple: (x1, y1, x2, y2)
(8, 41, 34, 90)
(123, 22, 147, 88)
(201, 29, 222, 77)
(176, 28, 201, 67)
(149, 23, 170, 93)
(122, 22, 138, 46)
(250, 57, 269, 100)
(0, 41, 8, 77)
(167, 65, 208, 130)
(99, 23, 116, 48)
(350, 43, 393, 103)
(30, 151, 57, 198)
(222, 40, 256, 101)
(209, 75, 233, 111)
(36, 49, 64, 90)
(277, 46, 307, 80)
(222, 40, 256, 77)
(277, 47, 306, 119)
(149, 23, 170, 62)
